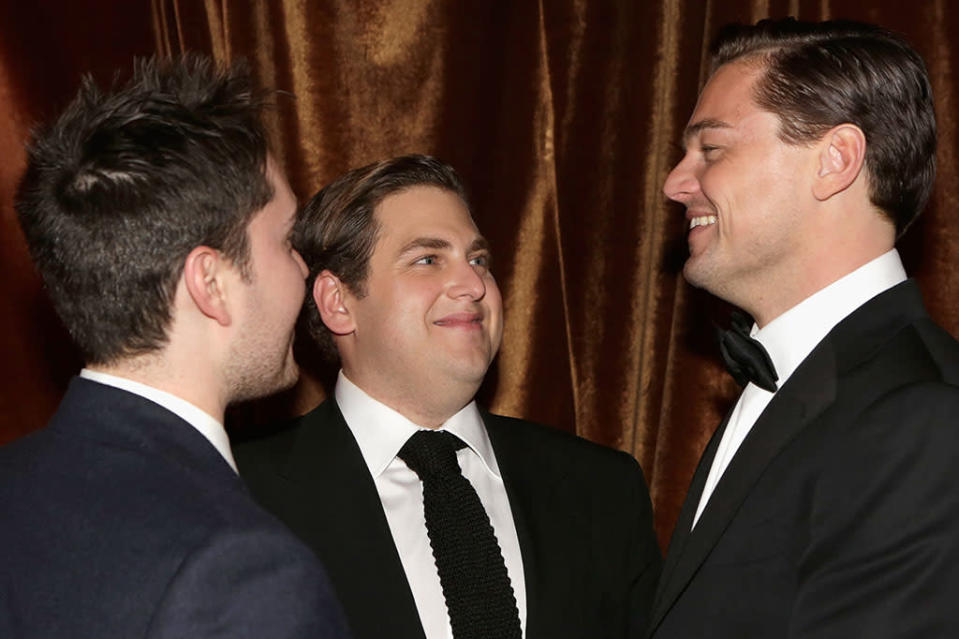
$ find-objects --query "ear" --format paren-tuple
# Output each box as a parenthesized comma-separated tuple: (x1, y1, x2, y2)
(183, 246, 232, 326)
(314, 270, 356, 336)
(813, 124, 867, 201)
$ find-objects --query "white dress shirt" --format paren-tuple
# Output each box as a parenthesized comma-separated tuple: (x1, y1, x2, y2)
(335, 371, 527, 639)
(79, 369, 237, 473)
(691, 249, 907, 529)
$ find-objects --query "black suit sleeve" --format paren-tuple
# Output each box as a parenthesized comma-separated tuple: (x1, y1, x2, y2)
(789, 382, 959, 638)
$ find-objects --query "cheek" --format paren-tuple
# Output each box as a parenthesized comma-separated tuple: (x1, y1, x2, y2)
(699, 166, 736, 208)
(487, 279, 503, 315)
(270, 253, 306, 301)
(362, 287, 423, 339)
(485, 279, 505, 340)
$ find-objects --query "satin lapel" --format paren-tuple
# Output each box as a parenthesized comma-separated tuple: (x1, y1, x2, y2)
(650, 407, 733, 628)
(650, 280, 928, 634)
(649, 342, 837, 633)
(282, 401, 426, 639)
(482, 413, 566, 639)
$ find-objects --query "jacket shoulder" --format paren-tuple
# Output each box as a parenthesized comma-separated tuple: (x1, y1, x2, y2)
(231, 401, 333, 474)
(482, 411, 643, 476)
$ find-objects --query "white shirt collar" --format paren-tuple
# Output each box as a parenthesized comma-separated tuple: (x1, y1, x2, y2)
(334, 370, 500, 479)
(751, 249, 907, 389)
(79, 369, 238, 473)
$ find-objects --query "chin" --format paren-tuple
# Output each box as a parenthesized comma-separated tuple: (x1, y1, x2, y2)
(274, 363, 301, 393)
(682, 262, 705, 289)
(446, 360, 490, 387)
(682, 257, 719, 292)
(229, 360, 300, 404)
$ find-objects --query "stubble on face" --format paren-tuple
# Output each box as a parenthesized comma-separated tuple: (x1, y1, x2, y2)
(668, 61, 813, 314)
(225, 161, 307, 404)
(226, 310, 301, 404)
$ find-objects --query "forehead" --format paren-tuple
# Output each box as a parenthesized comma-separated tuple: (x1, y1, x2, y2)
(684, 60, 768, 142)
(266, 157, 295, 204)
(250, 156, 296, 230)
(372, 185, 479, 250)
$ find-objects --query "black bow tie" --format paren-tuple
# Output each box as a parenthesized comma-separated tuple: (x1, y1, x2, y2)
(717, 311, 779, 392)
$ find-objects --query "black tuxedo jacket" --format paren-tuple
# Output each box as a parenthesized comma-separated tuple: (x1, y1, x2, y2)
(0, 377, 348, 638)
(234, 400, 661, 639)
(650, 280, 959, 638)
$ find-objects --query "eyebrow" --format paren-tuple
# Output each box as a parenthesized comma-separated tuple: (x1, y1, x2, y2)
(397, 236, 490, 257)
(682, 118, 732, 149)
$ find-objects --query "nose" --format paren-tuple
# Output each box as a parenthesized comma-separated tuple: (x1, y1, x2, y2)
(293, 249, 309, 278)
(448, 259, 486, 301)
(662, 154, 698, 204)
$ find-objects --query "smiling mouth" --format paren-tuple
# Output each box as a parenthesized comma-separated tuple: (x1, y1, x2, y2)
(434, 313, 483, 328)
(689, 215, 717, 230)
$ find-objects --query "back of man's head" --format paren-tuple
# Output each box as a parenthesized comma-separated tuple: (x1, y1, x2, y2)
(16, 55, 273, 366)
(295, 154, 469, 360)
(712, 17, 936, 236)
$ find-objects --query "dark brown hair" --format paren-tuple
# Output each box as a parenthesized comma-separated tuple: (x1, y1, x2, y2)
(713, 18, 936, 236)
(16, 55, 273, 365)
(295, 154, 469, 359)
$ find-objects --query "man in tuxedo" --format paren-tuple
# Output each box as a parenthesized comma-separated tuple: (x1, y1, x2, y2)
(0, 56, 348, 637)
(650, 18, 959, 638)
(234, 154, 661, 639)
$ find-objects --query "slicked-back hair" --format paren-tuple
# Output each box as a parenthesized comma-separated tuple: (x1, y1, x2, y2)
(16, 55, 273, 365)
(712, 18, 936, 236)
(296, 154, 469, 360)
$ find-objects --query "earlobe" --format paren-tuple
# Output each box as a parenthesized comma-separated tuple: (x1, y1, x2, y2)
(813, 124, 867, 201)
(183, 246, 232, 326)
(314, 271, 355, 336)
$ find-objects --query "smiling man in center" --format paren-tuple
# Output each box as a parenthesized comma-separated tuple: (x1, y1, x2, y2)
(234, 154, 661, 639)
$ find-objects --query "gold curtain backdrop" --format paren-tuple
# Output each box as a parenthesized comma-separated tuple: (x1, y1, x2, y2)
(2, 0, 958, 548)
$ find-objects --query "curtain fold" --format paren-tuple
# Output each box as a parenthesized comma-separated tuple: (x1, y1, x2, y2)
(2, 0, 957, 548)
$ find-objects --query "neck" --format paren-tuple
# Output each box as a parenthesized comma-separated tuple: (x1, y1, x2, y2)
(375, 390, 473, 429)
(342, 368, 477, 429)
(742, 201, 895, 327)
(89, 352, 226, 423)
(746, 244, 894, 328)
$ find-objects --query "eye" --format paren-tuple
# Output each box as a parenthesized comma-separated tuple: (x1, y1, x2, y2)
(414, 255, 437, 265)
(700, 144, 722, 162)
(469, 254, 490, 270)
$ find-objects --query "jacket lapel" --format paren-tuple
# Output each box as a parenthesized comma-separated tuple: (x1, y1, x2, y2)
(649, 335, 837, 633)
(649, 280, 930, 633)
(650, 406, 733, 623)
(282, 401, 426, 639)
(483, 413, 570, 639)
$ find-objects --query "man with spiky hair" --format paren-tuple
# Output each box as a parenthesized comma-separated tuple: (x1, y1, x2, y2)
(651, 18, 959, 638)
(0, 56, 349, 637)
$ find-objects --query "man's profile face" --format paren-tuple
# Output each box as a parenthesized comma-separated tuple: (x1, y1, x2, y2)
(341, 185, 503, 403)
(663, 60, 817, 308)
(226, 159, 308, 402)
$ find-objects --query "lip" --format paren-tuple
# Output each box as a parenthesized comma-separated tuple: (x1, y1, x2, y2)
(434, 311, 484, 328)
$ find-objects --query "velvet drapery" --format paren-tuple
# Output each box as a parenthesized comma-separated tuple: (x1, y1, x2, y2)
(2, 1, 958, 549)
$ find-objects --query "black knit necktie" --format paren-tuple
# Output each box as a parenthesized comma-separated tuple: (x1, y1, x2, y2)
(397, 430, 522, 639)
(717, 311, 779, 392)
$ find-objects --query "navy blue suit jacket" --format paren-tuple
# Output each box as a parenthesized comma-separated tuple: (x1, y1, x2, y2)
(0, 377, 350, 638)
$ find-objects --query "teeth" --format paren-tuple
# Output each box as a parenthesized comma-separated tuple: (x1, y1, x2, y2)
(689, 215, 717, 230)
